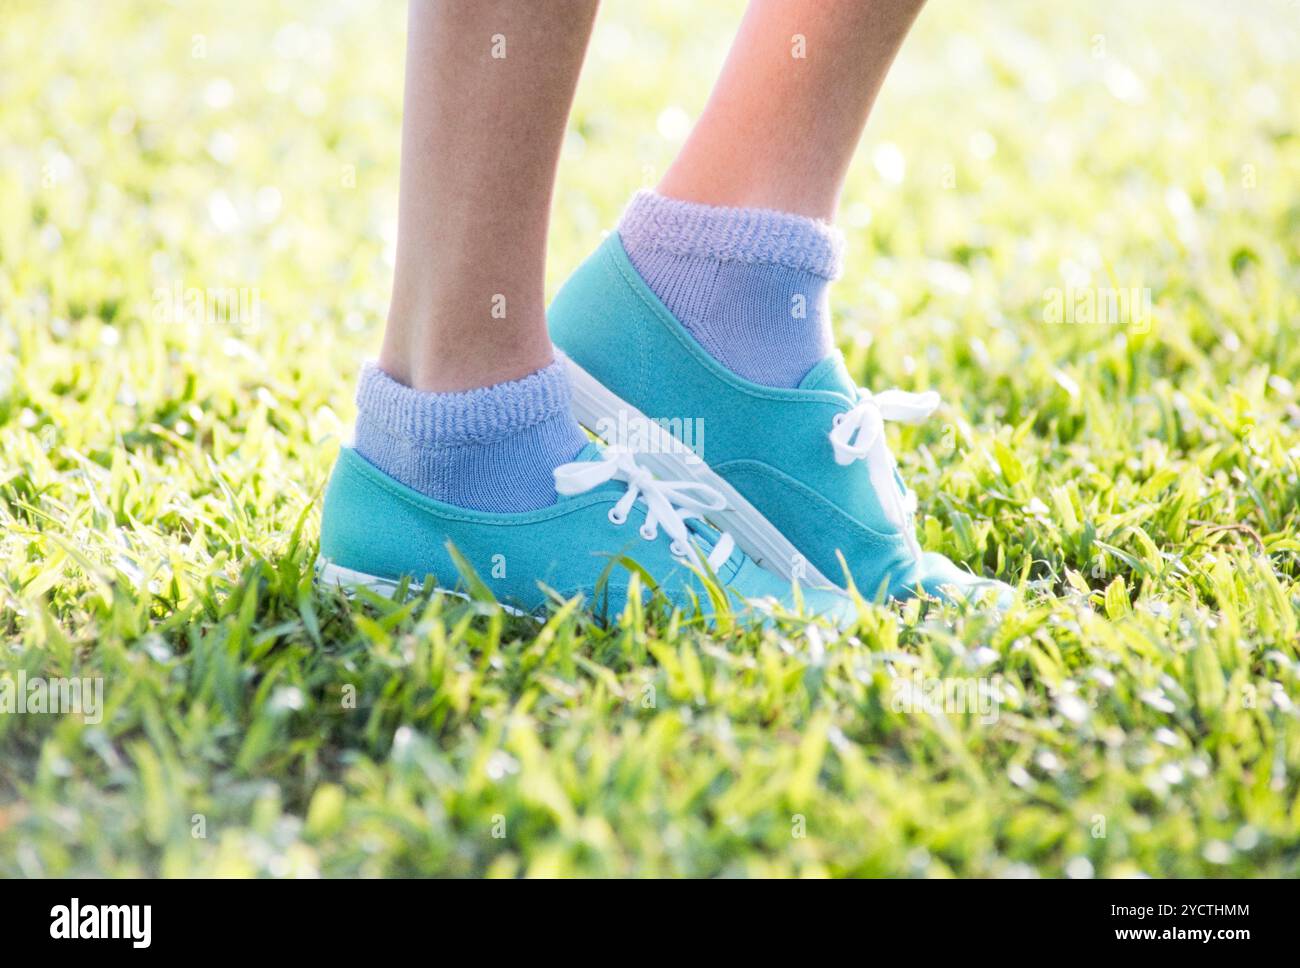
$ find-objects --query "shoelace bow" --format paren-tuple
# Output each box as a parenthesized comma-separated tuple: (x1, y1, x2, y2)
(827, 386, 941, 557)
(553, 446, 735, 572)
(828, 387, 941, 465)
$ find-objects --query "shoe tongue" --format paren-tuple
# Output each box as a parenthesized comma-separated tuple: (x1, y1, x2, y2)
(798, 352, 857, 401)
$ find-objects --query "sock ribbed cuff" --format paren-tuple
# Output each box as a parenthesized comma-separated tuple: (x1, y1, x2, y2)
(355, 359, 575, 448)
(617, 190, 844, 279)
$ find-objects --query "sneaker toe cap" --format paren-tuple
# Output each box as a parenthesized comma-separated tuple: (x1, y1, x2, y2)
(912, 551, 1014, 609)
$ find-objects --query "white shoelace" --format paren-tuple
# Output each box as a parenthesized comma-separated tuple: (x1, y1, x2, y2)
(553, 447, 735, 572)
(827, 387, 941, 558)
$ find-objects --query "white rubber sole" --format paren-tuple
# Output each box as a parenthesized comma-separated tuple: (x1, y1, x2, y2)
(562, 355, 838, 590)
(314, 556, 531, 618)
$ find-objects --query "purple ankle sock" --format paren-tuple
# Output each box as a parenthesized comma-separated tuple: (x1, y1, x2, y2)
(352, 360, 587, 513)
(617, 190, 844, 388)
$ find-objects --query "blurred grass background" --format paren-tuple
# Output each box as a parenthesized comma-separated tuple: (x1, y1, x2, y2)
(1, 0, 1299, 876)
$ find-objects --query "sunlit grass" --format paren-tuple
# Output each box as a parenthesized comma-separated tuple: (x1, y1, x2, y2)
(1, 0, 1298, 876)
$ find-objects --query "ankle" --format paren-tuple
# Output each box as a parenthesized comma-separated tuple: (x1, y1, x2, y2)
(378, 317, 556, 395)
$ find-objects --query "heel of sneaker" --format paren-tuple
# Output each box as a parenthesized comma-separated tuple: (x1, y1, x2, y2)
(314, 555, 404, 596)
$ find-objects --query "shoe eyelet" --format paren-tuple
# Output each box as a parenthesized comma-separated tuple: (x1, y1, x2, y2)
(832, 413, 845, 427)
(608, 508, 627, 525)
(639, 524, 657, 541)
(670, 540, 688, 557)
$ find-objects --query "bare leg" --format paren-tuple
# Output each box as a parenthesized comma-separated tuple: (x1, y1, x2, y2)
(379, 0, 599, 392)
(659, 0, 925, 220)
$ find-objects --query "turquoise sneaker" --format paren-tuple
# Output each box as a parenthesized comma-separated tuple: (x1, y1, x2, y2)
(548, 233, 1011, 606)
(316, 442, 856, 626)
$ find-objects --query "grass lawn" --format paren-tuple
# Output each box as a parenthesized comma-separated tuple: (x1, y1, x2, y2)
(2, 0, 1298, 877)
